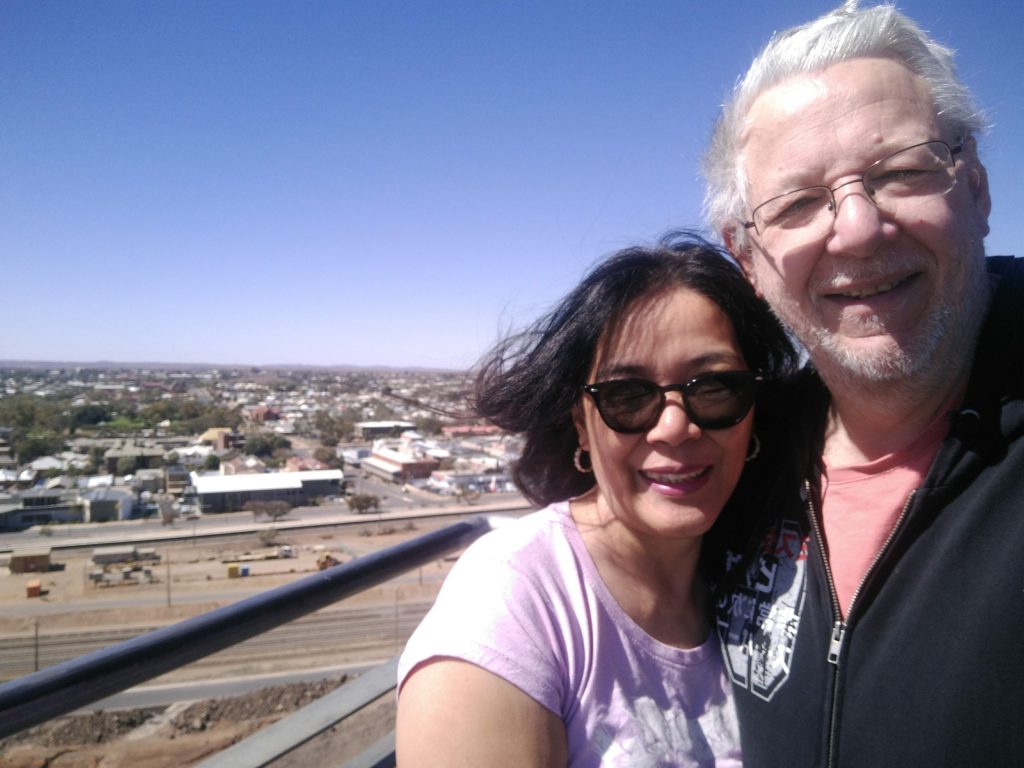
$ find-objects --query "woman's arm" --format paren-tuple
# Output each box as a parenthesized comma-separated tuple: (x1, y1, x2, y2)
(396, 658, 567, 767)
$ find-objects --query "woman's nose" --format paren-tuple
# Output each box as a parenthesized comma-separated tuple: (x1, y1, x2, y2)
(645, 393, 701, 445)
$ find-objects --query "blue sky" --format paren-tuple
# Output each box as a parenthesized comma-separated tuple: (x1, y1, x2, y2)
(4, 1, 1021, 369)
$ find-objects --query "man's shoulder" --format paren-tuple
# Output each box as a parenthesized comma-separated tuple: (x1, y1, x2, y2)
(985, 254, 1022, 270)
(985, 254, 1024, 297)
(974, 256, 1024, 394)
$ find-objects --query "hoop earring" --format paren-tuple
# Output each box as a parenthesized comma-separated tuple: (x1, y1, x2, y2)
(745, 434, 761, 463)
(573, 447, 593, 474)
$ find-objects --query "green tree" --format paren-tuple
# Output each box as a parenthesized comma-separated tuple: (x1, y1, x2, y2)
(363, 399, 398, 421)
(335, 412, 357, 441)
(345, 493, 381, 514)
(313, 447, 344, 469)
(0, 394, 66, 436)
(16, 434, 66, 464)
(246, 433, 292, 458)
(203, 454, 221, 471)
(258, 527, 279, 547)
(70, 403, 113, 431)
(414, 416, 444, 436)
(116, 456, 138, 476)
(87, 446, 106, 472)
(246, 500, 290, 521)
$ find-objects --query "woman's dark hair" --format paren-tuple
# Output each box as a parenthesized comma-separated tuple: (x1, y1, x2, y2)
(473, 231, 800, 507)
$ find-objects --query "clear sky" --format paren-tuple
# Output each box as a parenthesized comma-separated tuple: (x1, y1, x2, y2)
(4, 1, 1022, 370)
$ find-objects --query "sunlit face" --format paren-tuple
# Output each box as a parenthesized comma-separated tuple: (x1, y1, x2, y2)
(574, 287, 753, 543)
(737, 58, 991, 384)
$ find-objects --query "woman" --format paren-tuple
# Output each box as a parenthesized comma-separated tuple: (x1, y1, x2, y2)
(396, 233, 797, 766)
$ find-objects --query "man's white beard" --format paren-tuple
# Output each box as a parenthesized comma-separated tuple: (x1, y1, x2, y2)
(766, 236, 991, 393)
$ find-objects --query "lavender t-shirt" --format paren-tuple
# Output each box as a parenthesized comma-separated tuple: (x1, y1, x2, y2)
(398, 503, 741, 767)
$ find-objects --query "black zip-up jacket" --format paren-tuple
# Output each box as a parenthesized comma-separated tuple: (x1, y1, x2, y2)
(713, 256, 1024, 767)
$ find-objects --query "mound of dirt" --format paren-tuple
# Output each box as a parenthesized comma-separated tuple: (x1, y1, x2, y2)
(3, 707, 167, 749)
(169, 676, 348, 735)
(0, 676, 352, 768)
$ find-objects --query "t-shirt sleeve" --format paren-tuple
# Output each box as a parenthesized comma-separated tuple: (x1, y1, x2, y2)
(397, 531, 569, 716)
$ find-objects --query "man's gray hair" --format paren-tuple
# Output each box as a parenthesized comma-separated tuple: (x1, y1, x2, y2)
(702, 1, 987, 249)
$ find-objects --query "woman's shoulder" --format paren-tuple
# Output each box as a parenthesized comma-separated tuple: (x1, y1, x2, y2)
(459, 502, 574, 565)
(398, 502, 582, 707)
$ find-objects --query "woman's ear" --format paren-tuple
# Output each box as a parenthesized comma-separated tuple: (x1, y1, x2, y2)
(571, 403, 590, 452)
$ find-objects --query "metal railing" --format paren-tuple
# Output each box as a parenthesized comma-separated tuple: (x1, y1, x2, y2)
(198, 655, 401, 768)
(0, 515, 496, 756)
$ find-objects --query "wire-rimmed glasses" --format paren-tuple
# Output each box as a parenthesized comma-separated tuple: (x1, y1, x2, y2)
(742, 140, 962, 248)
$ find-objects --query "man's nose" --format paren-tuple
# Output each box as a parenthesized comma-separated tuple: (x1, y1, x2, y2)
(826, 181, 889, 258)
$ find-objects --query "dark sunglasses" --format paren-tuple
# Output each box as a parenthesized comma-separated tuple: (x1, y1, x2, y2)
(580, 371, 762, 434)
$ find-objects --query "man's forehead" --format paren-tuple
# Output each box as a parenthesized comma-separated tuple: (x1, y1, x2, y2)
(747, 74, 830, 124)
(739, 58, 939, 185)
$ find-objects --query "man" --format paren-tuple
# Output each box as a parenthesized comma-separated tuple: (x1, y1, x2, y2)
(703, 2, 1023, 765)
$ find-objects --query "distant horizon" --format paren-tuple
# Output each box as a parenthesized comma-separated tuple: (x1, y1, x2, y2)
(0, 359, 465, 373)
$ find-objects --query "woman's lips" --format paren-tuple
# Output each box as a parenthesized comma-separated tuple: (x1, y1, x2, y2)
(640, 466, 711, 495)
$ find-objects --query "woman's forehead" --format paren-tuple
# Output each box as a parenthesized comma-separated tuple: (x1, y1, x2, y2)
(591, 287, 741, 374)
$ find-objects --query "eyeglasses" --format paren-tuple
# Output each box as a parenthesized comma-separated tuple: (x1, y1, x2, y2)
(743, 140, 962, 248)
(581, 371, 762, 434)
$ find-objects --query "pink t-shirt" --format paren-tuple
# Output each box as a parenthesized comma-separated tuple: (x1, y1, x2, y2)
(822, 407, 952, 617)
(398, 503, 741, 767)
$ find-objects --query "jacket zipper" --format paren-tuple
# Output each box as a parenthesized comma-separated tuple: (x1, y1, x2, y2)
(804, 482, 843, 768)
(806, 481, 918, 768)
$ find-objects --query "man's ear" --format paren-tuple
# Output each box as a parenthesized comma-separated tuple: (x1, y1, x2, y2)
(968, 159, 992, 238)
(957, 136, 991, 237)
(723, 227, 759, 290)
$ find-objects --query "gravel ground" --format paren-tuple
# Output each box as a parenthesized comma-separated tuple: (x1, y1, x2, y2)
(0, 675, 400, 768)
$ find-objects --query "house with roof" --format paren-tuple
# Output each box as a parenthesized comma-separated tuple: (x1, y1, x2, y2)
(354, 421, 416, 440)
(1, 487, 83, 530)
(284, 455, 329, 472)
(189, 469, 343, 513)
(362, 439, 440, 483)
(0, 436, 16, 471)
(221, 455, 268, 475)
(103, 442, 165, 474)
(133, 468, 165, 494)
(81, 487, 136, 522)
(29, 455, 64, 474)
(199, 428, 244, 451)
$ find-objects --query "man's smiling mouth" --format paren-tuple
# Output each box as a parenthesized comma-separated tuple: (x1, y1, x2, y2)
(829, 275, 914, 300)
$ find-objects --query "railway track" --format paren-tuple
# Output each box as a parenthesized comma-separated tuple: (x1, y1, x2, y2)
(0, 600, 433, 681)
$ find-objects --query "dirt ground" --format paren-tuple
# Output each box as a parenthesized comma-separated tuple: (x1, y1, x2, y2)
(0, 516, 474, 766)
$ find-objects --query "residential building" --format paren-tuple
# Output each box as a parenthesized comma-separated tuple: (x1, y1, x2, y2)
(189, 469, 343, 513)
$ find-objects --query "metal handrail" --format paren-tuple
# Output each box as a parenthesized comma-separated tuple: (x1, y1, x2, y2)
(0, 515, 495, 739)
